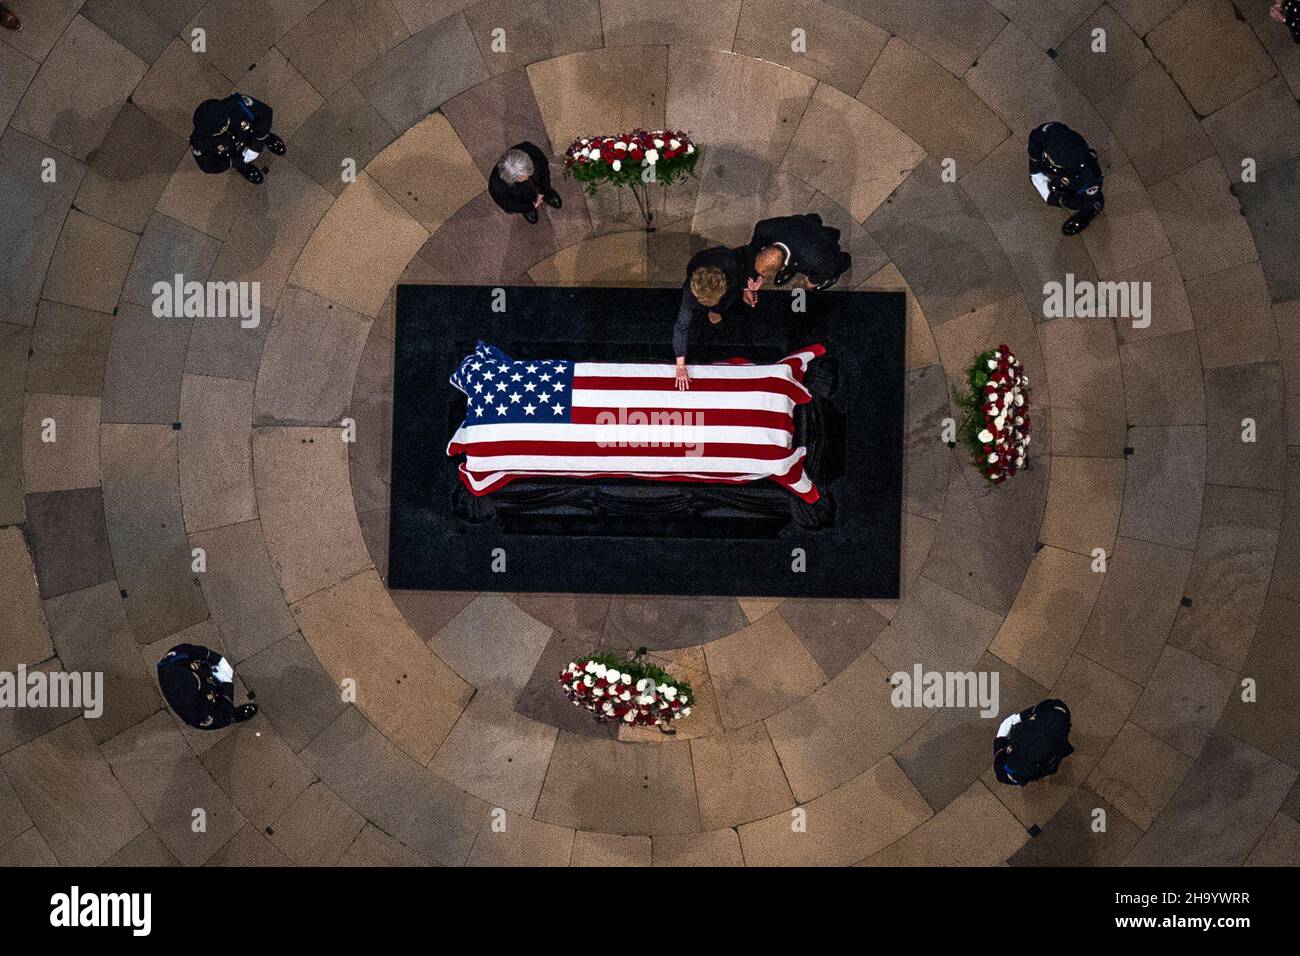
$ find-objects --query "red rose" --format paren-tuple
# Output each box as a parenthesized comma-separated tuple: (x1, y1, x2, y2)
(601, 146, 615, 162)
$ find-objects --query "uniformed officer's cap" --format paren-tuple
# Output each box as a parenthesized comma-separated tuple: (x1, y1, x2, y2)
(1046, 126, 1091, 170)
(192, 98, 230, 136)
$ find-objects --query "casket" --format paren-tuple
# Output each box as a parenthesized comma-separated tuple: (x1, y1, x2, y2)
(446, 341, 827, 503)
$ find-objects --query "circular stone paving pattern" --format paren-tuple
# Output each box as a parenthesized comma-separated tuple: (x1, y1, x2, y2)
(1, 0, 1298, 867)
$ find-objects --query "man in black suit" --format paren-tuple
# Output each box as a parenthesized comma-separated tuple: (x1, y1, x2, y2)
(189, 94, 286, 185)
(489, 142, 562, 224)
(672, 245, 758, 390)
(747, 213, 852, 291)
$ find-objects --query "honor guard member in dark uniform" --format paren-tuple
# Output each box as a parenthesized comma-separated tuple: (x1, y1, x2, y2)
(489, 142, 563, 224)
(994, 698, 1075, 786)
(1271, 1, 1300, 42)
(189, 94, 287, 185)
(157, 643, 258, 730)
(1028, 121, 1104, 236)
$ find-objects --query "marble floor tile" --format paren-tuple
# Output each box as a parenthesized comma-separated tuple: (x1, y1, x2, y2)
(9, 15, 147, 161)
(1, 720, 146, 866)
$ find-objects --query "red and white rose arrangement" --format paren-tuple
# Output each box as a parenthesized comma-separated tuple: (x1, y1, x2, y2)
(563, 129, 699, 192)
(956, 344, 1032, 484)
(559, 653, 694, 726)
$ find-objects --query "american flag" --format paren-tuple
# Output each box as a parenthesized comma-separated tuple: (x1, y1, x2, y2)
(447, 341, 825, 502)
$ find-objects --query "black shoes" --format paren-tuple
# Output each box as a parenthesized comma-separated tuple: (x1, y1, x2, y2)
(234, 703, 258, 722)
(239, 164, 265, 185)
(544, 189, 563, 209)
(265, 133, 286, 156)
(524, 208, 539, 224)
(1062, 214, 1092, 236)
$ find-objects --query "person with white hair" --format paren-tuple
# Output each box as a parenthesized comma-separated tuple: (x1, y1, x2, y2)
(488, 141, 562, 223)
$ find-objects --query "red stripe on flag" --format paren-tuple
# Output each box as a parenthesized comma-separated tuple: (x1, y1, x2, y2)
(573, 374, 808, 401)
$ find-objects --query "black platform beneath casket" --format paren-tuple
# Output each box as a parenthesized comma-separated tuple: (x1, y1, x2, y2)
(389, 284, 904, 598)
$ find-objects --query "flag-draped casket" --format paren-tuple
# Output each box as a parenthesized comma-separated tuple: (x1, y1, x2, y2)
(447, 342, 826, 502)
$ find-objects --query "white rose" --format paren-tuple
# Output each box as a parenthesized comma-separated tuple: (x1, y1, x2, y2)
(620, 690, 631, 701)
(645, 148, 659, 164)
(611, 159, 621, 171)
(1015, 457, 1025, 467)
(680, 707, 692, 717)
(977, 429, 993, 443)
(987, 359, 997, 370)
(653, 138, 664, 148)
(686, 144, 694, 154)
(583, 675, 594, 687)
(623, 711, 636, 722)
(614, 141, 627, 150)
(664, 686, 677, 700)
(987, 452, 999, 464)
(584, 661, 597, 673)
(636, 678, 652, 692)
(669, 139, 680, 149)
(593, 664, 607, 679)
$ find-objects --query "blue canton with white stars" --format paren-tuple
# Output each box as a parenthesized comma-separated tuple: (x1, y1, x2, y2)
(450, 341, 574, 424)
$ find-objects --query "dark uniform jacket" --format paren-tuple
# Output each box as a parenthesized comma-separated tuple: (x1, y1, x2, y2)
(189, 94, 275, 175)
(1028, 122, 1104, 218)
(746, 213, 849, 287)
(157, 644, 239, 730)
(672, 245, 752, 359)
(994, 699, 1075, 786)
(488, 141, 554, 215)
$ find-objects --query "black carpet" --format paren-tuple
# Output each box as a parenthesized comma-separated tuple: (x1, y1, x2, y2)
(389, 284, 904, 598)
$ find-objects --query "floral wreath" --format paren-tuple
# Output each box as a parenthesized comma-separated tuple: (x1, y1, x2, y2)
(955, 344, 1031, 484)
(559, 651, 694, 726)
(563, 129, 699, 192)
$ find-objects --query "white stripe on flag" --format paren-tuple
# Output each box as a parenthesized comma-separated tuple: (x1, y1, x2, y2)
(453, 422, 792, 447)
(571, 389, 796, 412)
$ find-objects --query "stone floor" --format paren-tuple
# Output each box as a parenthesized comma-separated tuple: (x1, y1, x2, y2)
(1, 0, 1299, 866)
